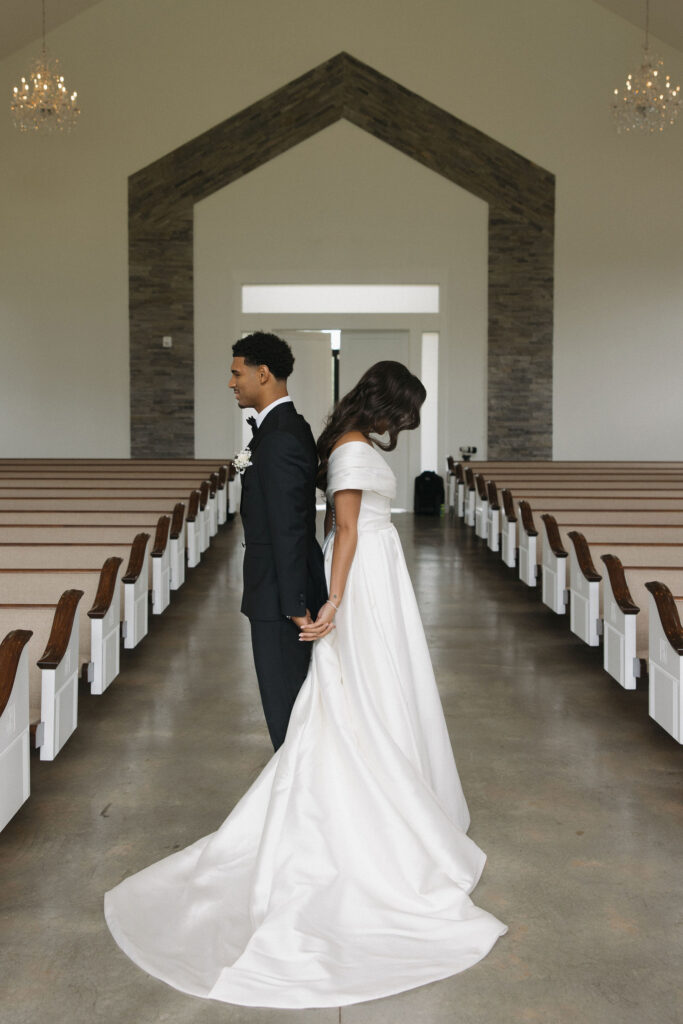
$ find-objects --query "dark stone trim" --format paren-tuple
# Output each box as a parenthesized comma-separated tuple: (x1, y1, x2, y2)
(129, 52, 555, 458)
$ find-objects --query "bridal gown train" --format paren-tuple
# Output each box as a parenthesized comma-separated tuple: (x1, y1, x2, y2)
(104, 441, 507, 1008)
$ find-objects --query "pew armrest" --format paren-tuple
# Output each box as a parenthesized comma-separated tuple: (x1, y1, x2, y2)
(502, 488, 516, 524)
(122, 533, 151, 584)
(170, 502, 185, 540)
(88, 557, 124, 619)
(518, 500, 538, 537)
(487, 480, 500, 511)
(645, 581, 683, 655)
(186, 490, 200, 524)
(600, 554, 639, 615)
(542, 514, 568, 558)
(151, 515, 171, 558)
(568, 531, 601, 582)
(0, 629, 33, 718)
(36, 590, 84, 668)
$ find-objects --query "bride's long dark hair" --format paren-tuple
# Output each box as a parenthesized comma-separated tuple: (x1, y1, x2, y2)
(316, 361, 427, 490)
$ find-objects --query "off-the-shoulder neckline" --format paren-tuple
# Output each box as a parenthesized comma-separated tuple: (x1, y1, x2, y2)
(328, 440, 378, 460)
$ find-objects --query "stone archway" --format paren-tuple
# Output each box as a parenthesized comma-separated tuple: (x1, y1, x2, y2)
(129, 52, 554, 458)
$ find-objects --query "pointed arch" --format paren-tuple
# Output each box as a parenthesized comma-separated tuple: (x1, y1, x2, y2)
(129, 52, 554, 457)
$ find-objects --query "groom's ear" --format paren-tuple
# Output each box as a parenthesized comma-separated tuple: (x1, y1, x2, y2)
(257, 364, 271, 384)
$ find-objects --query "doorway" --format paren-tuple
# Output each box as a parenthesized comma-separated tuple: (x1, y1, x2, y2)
(266, 329, 414, 507)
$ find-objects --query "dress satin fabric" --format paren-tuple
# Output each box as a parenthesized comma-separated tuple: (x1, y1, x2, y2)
(104, 442, 507, 1008)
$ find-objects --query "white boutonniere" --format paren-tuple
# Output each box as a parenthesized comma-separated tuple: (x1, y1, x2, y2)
(233, 446, 253, 474)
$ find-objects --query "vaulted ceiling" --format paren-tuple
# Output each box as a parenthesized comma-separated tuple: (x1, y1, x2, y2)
(1, 0, 683, 61)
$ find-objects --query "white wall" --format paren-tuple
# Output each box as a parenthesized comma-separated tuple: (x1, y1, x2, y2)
(194, 120, 487, 472)
(1, 0, 682, 458)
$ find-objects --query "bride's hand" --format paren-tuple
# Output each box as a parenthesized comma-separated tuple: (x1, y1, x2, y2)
(298, 601, 336, 641)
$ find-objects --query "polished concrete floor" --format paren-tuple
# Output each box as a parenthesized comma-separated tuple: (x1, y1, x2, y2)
(1, 515, 681, 1024)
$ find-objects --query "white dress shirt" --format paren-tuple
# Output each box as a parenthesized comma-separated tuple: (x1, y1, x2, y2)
(254, 395, 293, 429)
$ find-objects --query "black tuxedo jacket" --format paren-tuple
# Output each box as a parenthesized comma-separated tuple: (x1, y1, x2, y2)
(240, 402, 327, 622)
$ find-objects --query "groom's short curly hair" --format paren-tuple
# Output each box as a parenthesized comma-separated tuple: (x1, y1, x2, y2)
(232, 332, 294, 381)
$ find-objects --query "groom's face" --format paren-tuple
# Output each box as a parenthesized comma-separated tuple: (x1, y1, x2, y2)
(229, 358, 262, 410)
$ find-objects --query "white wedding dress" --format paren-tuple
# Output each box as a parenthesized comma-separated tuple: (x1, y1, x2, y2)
(104, 442, 507, 1008)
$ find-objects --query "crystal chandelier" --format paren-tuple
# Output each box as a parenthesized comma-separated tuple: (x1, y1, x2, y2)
(611, 0, 680, 134)
(10, 0, 80, 133)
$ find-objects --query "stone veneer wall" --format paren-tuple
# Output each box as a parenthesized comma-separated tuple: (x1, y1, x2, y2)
(129, 52, 554, 458)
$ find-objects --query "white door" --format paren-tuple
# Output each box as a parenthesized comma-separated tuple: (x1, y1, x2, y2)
(339, 330, 413, 508)
(279, 331, 334, 442)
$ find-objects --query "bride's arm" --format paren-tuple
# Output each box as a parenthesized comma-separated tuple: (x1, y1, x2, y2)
(324, 500, 334, 538)
(300, 488, 361, 640)
(327, 488, 362, 608)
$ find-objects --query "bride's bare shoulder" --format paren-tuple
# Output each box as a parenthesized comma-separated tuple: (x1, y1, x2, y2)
(330, 431, 372, 454)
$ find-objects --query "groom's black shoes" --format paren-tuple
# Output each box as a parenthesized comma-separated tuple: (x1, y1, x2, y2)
(240, 402, 327, 748)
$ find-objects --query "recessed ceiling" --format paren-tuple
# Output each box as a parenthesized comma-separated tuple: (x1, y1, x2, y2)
(1, 0, 682, 61)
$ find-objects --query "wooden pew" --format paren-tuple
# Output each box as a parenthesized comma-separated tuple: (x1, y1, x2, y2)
(532, 517, 683, 704)
(462, 464, 683, 557)
(498, 488, 517, 567)
(561, 528, 683, 644)
(0, 459, 232, 801)
(0, 591, 83, 761)
(474, 474, 489, 539)
(486, 481, 501, 553)
(452, 462, 465, 517)
(0, 538, 148, 687)
(513, 498, 683, 587)
(0, 512, 174, 611)
(0, 503, 185, 591)
(464, 467, 476, 526)
(0, 555, 122, 696)
(645, 582, 683, 743)
(0, 458, 232, 520)
(453, 459, 683, 473)
(451, 460, 683, 741)
(446, 456, 457, 511)
(0, 629, 32, 829)
(597, 556, 683, 691)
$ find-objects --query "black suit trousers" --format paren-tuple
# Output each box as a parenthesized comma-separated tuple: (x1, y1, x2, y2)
(250, 618, 312, 750)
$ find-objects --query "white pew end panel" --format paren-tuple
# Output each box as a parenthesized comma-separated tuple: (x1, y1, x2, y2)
(645, 582, 683, 744)
(169, 502, 186, 591)
(540, 514, 568, 615)
(36, 589, 84, 760)
(122, 534, 150, 649)
(0, 630, 32, 831)
(87, 557, 123, 695)
(486, 481, 501, 553)
(150, 515, 171, 616)
(601, 555, 641, 691)
(186, 491, 201, 569)
(500, 490, 517, 569)
(517, 501, 538, 587)
(567, 532, 602, 648)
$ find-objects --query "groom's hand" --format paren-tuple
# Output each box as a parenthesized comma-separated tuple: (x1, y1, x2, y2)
(298, 602, 336, 641)
(290, 609, 313, 630)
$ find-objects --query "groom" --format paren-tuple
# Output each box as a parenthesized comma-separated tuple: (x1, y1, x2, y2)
(229, 332, 328, 750)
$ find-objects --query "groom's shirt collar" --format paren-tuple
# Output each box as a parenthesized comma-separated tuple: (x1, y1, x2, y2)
(254, 395, 293, 429)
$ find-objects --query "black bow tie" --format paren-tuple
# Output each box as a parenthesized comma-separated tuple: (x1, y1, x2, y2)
(247, 415, 258, 436)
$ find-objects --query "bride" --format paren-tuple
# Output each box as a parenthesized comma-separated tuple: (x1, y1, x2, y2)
(104, 361, 507, 1008)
